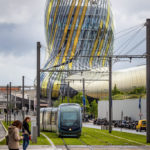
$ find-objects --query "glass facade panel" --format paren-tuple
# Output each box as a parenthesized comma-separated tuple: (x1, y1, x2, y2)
(41, 0, 114, 99)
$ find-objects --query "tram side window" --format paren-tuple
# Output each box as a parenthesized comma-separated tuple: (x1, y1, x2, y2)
(51, 112, 56, 125)
(40, 112, 43, 124)
(46, 111, 51, 125)
(55, 112, 57, 124)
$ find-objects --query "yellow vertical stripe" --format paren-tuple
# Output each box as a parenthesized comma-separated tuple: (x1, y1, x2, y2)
(105, 3, 110, 29)
(69, 0, 89, 69)
(53, 0, 76, 66)
(89, 20, 103, 67)
(52, 74, 61, 98)
(41, 73, 50, 97)
(50, 24, 58, 51)
(46, 0, 54, 35)
(58, 0, 76, 51)
(62, 0, 83, 64)
(96, 2, 110, 57)
(49, 0, 61, 47)
(97, 38, 104, 56)
(102, 34, 112, 66)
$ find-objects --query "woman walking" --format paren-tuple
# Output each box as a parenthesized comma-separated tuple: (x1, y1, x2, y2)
(8, 120, 23, 150)
(22, 117, 31, 150)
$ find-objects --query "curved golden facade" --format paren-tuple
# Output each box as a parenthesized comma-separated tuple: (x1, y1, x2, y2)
(41, 0, 114, 99)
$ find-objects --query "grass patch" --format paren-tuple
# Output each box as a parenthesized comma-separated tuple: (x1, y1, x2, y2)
(110, 130, 149, 145)
(43, 132, 64, 145)
(0, 139, 6, 145)
(1, 121, 149, 146)
(0, 121, 50, 145)
(42, 127, 148, 146)
(30, 134, 50, 145)
(2, 121, 12, 130)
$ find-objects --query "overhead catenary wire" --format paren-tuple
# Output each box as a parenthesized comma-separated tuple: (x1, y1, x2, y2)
(123, 38, 146, 55)
(114, 25, 145, 55)
(114, 23, 144, 36)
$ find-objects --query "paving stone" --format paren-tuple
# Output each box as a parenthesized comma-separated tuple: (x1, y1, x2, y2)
(0, 122, 6, 141)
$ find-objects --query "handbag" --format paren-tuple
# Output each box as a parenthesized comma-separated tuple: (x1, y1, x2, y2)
(29, 135, 31, 140)
(5, 135, 9, 145)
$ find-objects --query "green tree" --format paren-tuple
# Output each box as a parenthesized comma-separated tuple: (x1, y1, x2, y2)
(129, 86, 146, 94)
(90, 100, 98, 118)
(53, 92, 91, 113)
(112, 84, 122, 96)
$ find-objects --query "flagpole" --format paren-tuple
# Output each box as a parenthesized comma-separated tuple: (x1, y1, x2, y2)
(139, 96, 142, 120)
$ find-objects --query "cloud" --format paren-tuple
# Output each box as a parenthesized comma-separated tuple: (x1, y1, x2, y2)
(0, 0, 149, 85)
(0, 51, 36, 85)
(0, 0, 45, 24)
(111, 0, 150, 31)
(0, 0, 46, 56)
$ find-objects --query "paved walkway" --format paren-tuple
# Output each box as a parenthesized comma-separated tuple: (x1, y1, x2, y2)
(0, 121, 7, 142)
(83, 123, 146, 135)
(0, 145, 150, 150)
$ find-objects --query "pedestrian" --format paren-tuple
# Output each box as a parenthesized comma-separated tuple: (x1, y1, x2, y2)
(22, 117, 31, 150)
(8, 120, 23, 150)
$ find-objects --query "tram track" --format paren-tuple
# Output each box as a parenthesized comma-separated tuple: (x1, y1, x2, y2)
(78, 137, 94, 150)
(82, 133, 113, 145)
(61, 138, 70, 150)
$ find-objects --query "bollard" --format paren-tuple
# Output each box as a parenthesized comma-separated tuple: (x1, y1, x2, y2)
(31, 121, 37, 143)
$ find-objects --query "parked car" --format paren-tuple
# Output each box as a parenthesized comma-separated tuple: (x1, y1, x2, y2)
(136, 120, 146, 132)
(93, 119, 97, 124)
(132, 121, 138, 129)
(93, 118, 108, 126)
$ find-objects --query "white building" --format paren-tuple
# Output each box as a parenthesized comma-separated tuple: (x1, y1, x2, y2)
(98, 99, 146, 121)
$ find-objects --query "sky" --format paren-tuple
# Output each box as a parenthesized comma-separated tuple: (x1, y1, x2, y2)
(0, 0, 150, 86)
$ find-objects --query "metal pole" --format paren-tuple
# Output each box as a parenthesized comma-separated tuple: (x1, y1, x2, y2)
(37, 42, 41, 137)
(109, 57, 112, 133)
(22, 76, 25, 121)
(9, 82, 11, 125)
(7, 84, 8, 125)
(146, 19, 150, 143)
(48, 87, 52, 107)
(29, 96, 31, 113)
(121, 111, 123, 132)
(67, 82, 70, 103)
(83, 78, 85, 121)
(15, 91, 16, 109)
(140, 97, 142, 120)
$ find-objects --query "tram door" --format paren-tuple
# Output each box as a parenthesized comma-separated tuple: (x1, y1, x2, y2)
(51, 111, 57, 132)
(40, 111, 43, 130)
(45, 110, 51, 131)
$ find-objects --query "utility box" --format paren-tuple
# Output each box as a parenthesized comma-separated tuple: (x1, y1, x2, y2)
(31, 122, 37, 143)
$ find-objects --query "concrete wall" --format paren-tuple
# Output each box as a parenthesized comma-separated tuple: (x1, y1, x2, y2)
(98, 99, 146, 121)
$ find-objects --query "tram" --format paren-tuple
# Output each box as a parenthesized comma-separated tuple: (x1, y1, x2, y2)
(40, 103, 82, 137)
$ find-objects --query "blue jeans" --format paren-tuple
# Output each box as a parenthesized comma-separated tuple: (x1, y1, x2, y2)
(23, 134, 29, 150)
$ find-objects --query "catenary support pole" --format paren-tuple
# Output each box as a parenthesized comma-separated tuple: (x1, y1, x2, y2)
(9, 82, 11, 125)
(7, 84, 8, 125)
(83, 78, 85, 121)
(29, 96, 31, 113)
(109, 57, 112, 133)
(48, 87, 52, 107)
(67, 82, 70, 103)
(146, 19, 150, 143)
(15, 91, 16, 110)
(37, 42, 41, 137)
(22, 76, 25, 121)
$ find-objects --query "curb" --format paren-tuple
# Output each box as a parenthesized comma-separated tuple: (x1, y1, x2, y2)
(40, 133, 57, 150)
(0, 121, 8, 142)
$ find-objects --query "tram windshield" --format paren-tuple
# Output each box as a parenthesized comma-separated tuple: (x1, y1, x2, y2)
(60, 105, 80, 127)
